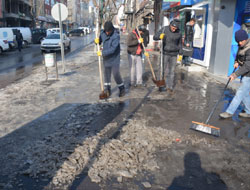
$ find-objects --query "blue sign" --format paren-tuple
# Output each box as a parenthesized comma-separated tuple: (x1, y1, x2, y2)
(162, 2, 171, 10)
(181, 0, 204, 5)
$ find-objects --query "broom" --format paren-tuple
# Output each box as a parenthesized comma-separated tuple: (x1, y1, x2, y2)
(190, 68, 236, 137)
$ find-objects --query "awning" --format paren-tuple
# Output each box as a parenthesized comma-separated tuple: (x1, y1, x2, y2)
(37, 16, 47, 22)
(179, 7, 204, 12)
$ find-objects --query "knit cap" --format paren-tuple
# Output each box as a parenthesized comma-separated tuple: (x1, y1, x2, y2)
(104, 21, 114, 32)
(235, 29, 248, 42)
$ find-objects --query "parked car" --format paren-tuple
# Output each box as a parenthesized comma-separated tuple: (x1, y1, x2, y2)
(79, 27, 90, 34)
(67, 29, 84, 37)
(40, 33, 71, 53)
(47, 28, 60, 36)
(0, 28, 16, 49)
(31, 28, 47, 44)
(12, 27, 32, 48)
(0, 39, 10, 54)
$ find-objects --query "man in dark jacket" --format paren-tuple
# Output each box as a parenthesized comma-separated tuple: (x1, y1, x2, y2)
(96, 21, 125, 97)
(153, 19, 182, 93)
(16, 30, 23, 52)
(127, 26, 145, 87)
(220, 29, 250, 118)
(183, 18, 195, 66)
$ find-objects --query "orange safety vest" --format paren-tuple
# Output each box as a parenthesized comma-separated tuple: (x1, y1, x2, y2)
(132, 30, 142, 55)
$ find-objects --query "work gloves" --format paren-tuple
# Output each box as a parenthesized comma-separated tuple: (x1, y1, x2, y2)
(95, 38, 99, 44)
(138, 38, 144, 44)
(144, 52, 149, 57)
(97, 50, 102, 56)
(160, 33, 165, 40)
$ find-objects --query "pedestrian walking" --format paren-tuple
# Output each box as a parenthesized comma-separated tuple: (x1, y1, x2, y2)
(182, 18, 196, 66)
(153, 19, 183, 94)
(16, 30, 23, 52)
(127, 25, 145, 87)
(95, 21, 125, 97)
(220, 29, 250, 118)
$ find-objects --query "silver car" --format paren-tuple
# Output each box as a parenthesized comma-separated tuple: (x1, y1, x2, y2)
(41, 33, 71, 53)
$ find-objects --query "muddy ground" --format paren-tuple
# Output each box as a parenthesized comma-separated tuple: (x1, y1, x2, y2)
(0, 35, 249, 190)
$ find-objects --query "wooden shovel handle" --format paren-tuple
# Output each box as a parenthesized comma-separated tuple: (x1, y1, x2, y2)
(136, 28, 157, 81)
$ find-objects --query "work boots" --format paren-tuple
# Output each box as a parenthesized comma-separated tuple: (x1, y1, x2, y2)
(104, 85, 111, 97)
(118, 85, 125, 97)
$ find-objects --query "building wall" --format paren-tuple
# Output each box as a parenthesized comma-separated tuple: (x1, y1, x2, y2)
(209, 0, 236, 75)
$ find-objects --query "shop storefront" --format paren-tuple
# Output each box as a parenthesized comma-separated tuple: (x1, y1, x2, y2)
(161, 0, 209, 67)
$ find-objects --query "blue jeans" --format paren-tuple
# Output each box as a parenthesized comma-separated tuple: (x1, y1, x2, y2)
(226, 76, 250, 114)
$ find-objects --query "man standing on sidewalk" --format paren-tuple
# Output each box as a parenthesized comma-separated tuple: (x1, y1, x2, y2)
(96, 21, 125, 97)
(127, 25, 145, 87)
(182, 18, 196, 66)
(220, 29, 250, 118)
(153, 20, 183, 94)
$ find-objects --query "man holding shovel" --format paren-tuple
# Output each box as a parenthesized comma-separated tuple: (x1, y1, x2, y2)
(220, 29, 250, 118)
(95, 21, 125, 98)
(153, 20, 183, 95)
(127, 25, 146, 87)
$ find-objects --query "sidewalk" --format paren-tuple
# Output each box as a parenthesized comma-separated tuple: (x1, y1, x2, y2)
(0, 34, 249, 190)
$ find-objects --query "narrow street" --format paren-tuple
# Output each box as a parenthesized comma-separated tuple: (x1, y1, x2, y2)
(0, 33, 95, 89)
(0, 34, 249, 190)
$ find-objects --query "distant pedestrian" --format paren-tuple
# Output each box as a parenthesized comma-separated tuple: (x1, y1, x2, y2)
(182, 18, 196, 66)
(127, 25, 145, 87)
(95, 21, 125, 97)
(220, 29, 250, 118)
(153, 19, 183, 94)
(16, 30, 23, 52)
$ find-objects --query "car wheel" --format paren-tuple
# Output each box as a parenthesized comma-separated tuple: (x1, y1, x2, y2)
(0, 47, 2, 54)
(69, 34, 72, 37)
(41, 50, 44, 54)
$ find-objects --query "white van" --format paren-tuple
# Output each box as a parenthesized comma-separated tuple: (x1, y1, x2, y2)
(0, 28, 16, 49)
(12, 27, 32, 47)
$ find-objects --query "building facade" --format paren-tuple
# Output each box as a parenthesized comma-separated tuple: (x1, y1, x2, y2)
(2, 0, 33, 27)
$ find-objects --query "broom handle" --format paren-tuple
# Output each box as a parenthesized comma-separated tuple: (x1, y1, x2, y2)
(205, 68, 236, 124)
(136, 28, 157, 81)
(96, 5, 104, 92)
(161, 39, 164, 80)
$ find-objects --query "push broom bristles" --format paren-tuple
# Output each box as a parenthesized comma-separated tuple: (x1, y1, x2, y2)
(191, 121, 220, 137)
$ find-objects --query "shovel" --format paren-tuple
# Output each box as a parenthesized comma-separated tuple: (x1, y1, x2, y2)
(95, 10, 108, 99)
(136, 28, 164, 87)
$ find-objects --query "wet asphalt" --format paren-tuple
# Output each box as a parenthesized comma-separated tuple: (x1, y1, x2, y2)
(0, 33, 249, 190)
(0, 33, 95, 89)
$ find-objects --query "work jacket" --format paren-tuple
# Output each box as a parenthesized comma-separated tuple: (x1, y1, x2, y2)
(99, 29, 120, 67)
(235, 38, 250, 77)
(153, 26, 182, 56)
(127, 30, 143, 56)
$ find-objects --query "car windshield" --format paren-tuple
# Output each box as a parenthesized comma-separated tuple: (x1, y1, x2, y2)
(46, 34, 60, 39)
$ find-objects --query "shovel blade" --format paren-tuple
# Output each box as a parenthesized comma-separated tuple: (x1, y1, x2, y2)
(99, 91, 109, 99)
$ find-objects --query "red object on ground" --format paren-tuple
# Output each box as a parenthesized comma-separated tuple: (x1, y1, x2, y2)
(176, 138, 180, 142)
